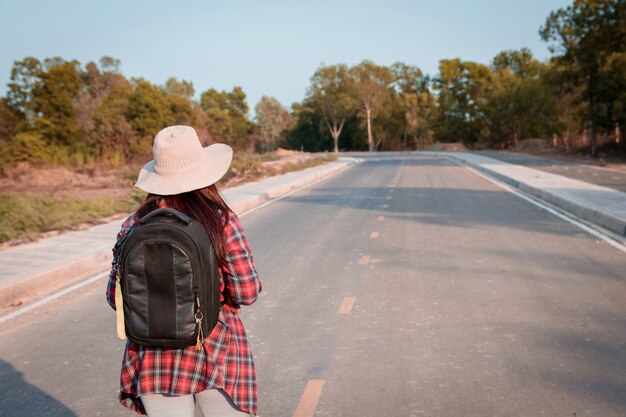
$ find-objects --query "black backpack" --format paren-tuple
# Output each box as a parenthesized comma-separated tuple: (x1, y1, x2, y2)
(117, 208, 220, 348)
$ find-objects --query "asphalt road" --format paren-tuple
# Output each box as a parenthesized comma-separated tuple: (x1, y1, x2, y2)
(1, 153, 625, 417)
(476, 150, 626, 193)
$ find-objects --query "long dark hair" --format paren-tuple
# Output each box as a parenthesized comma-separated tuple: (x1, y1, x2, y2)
(136, 184, 232, 267)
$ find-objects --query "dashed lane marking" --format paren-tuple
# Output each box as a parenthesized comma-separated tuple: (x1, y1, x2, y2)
(338, 296, 356, 314)
(292, 380, 326, 417)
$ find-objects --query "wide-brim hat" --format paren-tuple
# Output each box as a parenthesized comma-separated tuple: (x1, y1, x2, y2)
(135, 125, 233, 195)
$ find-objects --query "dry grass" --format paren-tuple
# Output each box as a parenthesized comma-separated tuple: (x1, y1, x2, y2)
(0, 152, 337, 245)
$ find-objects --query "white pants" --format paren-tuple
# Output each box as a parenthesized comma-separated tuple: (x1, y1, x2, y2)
(141, 389, 252, 417)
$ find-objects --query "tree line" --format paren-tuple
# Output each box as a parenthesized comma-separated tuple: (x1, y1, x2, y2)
(0, 55, 295, 167)
(289, 0, 626, 156)
(0, 0, 623, 166)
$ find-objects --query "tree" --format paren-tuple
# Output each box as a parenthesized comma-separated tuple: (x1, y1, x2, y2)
(391, 62, 435, 149)
(540, 0, 626, 156)
(486, 49, 562, 147)
(349, 61, 394, 151)
(0, 98, 22, 143)
(164, 79, 198, 128)
(165, 77, 195, 98)
(254, 96, 290, 152)
(6, 57, 43, 126)
(286, 100, 333, 152)
(433, 59, 493, 145)
(90, 79, 135, 164)
(309, 64, 353, 153)
(33, 58, 83, 150)
(76, 57, 125, 137)
(128, 78, 172, 154)
(200, 86, 252, 150)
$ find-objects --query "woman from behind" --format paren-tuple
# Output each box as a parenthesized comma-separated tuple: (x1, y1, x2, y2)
(106, 125, 262, 417)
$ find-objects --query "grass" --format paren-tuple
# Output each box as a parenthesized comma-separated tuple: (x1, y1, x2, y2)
(0, 190, 145, 244)
(0, 153, 338, 244)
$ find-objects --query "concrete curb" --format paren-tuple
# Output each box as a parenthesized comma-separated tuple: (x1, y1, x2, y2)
(430, 151, 626, 238)
(0, 157, 356, 308)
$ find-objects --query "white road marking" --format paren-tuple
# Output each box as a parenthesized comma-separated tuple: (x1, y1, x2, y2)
(0, 271, 108, 324)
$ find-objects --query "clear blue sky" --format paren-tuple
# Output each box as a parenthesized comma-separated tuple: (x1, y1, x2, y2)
(1, 0, 571, 113)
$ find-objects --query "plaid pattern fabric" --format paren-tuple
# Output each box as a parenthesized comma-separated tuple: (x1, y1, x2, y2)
(106, 212, 262, 415)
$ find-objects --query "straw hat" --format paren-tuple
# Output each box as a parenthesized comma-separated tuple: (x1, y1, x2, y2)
(134, 125, 233, 195)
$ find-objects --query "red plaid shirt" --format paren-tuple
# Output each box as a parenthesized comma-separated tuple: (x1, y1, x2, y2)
(106, 211, 262, 415)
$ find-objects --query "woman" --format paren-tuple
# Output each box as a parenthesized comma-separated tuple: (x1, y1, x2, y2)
(106, 125, 262, 416)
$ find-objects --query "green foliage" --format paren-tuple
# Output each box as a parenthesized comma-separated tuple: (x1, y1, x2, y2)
(165, 77, 195, 98)
(286, 100, 334, 152)
(0, 98, 22, 143)
(486, 52, 563, 146)
(128, 78, 171, 151)
(392, 63, 436, 150)
(2, 131, 51, 164)
(90, 80, 135, 165)
(33, 59, 83, 148)
(433, 59, 494, 144)
(540, 0, 626, 155)
(349, 61, 395, 151)
(200, 87, 252, 150)
(6, 57, 43, 120)
(3, 2, 625, 164)
(309, 64, 354, 152)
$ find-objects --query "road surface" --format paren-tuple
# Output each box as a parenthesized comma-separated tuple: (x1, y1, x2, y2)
(1, 153, 625, 417)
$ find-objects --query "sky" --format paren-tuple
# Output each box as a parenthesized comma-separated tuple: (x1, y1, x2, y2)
(1, 0, 572, 113)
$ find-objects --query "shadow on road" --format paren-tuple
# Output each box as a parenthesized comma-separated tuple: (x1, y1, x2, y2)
(502, 314, 626, 414)
(283, 184, 585, 238)
(0, 359, 78, 417)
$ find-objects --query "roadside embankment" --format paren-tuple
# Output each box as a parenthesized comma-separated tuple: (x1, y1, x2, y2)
(0, 157, 358, 309)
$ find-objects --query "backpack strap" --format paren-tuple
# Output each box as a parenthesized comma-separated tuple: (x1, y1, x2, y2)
(140, 208, 191, 225)
(115, 268, 126, 341)
(112, 218, 140, 341)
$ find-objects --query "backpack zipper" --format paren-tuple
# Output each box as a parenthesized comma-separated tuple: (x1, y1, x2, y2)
(194, 287, 204, 350)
